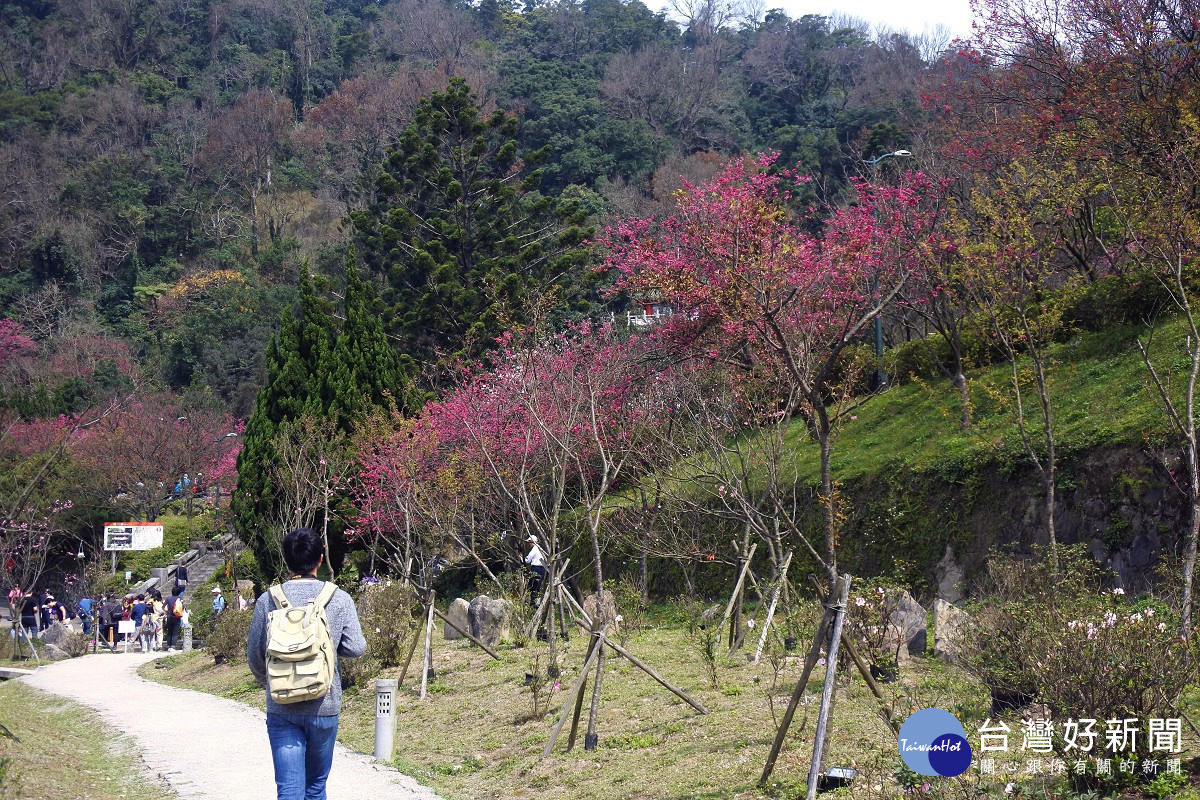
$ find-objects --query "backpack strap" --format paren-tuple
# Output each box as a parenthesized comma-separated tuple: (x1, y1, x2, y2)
(268, 584, 290, 610)
(313, 582, 337, 609)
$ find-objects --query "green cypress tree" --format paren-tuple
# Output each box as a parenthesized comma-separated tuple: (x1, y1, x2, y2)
(234, 263, 417, 578)
(233, 269, 334, 578)
(350, 77, 594, 375)
(323, 249, 416, 424)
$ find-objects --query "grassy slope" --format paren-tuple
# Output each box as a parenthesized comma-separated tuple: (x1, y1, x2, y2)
(0, 679, 175, 800)
(785, 320, 1173, 488)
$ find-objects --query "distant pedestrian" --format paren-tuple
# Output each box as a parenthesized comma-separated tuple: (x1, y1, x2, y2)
(76, 595, 94, 636)
(18, 593, 38, 639)
(174, 561, 189, 599)
(163, 588, 183, 650)
(137, 608, 156, 653)
(524, 534, 547, 604)
(211, 586, 226, 615)
(131, 594, 148, 627)
(151, 590, 165, 650)
(247, 527, 366, 800)
(101, 593, 124, 651)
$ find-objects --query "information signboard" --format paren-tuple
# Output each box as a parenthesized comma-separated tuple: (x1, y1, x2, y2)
(103, 523, 164, 551)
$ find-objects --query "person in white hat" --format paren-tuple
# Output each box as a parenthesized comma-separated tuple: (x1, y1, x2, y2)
(523, 534, 546, 603)
(211, 585, 226, 615)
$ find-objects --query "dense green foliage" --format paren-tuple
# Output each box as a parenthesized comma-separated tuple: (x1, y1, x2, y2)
(232, 260, 414, 577)
(351, 79, 594, 367)
(0, 0, 926, 410)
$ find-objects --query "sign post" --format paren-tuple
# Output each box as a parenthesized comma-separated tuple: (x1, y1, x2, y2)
(103, 523, 166, 574)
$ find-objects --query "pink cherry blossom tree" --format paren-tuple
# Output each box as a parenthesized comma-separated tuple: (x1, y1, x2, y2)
(602, 154, 942, 590)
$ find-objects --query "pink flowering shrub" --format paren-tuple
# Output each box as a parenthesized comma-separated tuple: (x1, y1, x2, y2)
(965, 546, 1198, 722)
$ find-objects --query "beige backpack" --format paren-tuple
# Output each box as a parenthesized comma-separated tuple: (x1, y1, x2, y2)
(265, 582, 338, 704)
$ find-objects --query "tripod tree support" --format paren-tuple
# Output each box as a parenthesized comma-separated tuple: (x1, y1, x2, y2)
(563, 591, 708, 715)
(542, 633, 603, 759)
(760, 582, 841, 785)
(718, 542, 757, 652)
(805, 574, 850, 800)
(811, 576, 898, 734)
(752, 550, 794, 665)
(419, 589, 436, 700)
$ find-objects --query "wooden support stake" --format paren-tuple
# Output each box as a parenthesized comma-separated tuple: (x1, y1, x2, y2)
(419, 590, 436, 701)
(760, 606, 836, 786)
(718, 542, 757, 652)
(432, 607, 500, 660)
(752, 551, 794, 664)
(570, 618, 709, 715)
(567, 623, 605, 750)
(811, 577, 897, 733)
(396, 615, 423, 688)
(542, 635, 602, 760)
(806, 575, 850, 800)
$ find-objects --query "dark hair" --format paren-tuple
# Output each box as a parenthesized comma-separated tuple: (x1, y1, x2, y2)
(136, 594, 144, 601)
(170, 587, 181, 597)
(282, 528, 323, 574)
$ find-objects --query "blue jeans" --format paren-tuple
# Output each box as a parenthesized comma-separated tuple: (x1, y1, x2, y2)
(266, 712, 339, 800)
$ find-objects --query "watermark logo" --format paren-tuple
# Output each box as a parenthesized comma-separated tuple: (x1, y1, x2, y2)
(898, 708, 973, 777)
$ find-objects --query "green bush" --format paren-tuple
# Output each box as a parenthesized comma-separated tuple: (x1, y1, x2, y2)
(206, 608, 253, 663)
(340, 578, 419, 687)
(965, 546, 1199, 795)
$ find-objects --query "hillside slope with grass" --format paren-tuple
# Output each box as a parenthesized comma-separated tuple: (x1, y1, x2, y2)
(750, 316, 1191, 595)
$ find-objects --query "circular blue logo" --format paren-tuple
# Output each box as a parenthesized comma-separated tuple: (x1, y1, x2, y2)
(897, 708, 973, 776)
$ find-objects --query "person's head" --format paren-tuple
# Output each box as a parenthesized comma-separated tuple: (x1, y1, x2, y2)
(136, 594, 144, 601)
(170, 587, 181, 598)
(282, 527, 323, 575)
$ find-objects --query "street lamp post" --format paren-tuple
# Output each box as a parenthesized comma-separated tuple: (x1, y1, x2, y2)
(864, 149, 913, 390)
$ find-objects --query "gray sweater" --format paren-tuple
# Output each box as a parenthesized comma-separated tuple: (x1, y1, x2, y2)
(246, 579, 367, 716)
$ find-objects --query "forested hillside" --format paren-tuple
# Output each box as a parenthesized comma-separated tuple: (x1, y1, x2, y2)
(0, 0, 933, 414)
(7, 0, 1200, 642)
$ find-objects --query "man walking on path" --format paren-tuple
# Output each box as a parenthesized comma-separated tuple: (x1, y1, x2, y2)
(211, 586, 226, 615)
(247, 527, 366, 800)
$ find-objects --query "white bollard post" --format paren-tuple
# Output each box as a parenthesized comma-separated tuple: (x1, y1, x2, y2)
(374, 679, 398, 762)
(182, 623, 193, 652)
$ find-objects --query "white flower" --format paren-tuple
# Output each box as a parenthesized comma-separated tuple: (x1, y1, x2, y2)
(1112, 587, 1125, 595)
(855, 597, 866, 607)
(375, 627, 381, 633)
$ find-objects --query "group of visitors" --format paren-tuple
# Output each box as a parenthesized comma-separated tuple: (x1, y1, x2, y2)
(8, 586, 73, 635)
(88, 588, 188, 652)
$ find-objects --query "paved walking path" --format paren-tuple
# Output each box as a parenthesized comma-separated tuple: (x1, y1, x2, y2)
(22, 652, 442, 800)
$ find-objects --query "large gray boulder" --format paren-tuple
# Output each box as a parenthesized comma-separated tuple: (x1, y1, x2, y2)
(444, 597, 470, 640)
(582, 590, 619, 635)
(933, 599, 972, 663)
(468, 596, 512, 648)
(42, 643, 71, 661)
(885, 590, 928, 656)
(936, 545, 966, 605)
(41, 622, 72, 649)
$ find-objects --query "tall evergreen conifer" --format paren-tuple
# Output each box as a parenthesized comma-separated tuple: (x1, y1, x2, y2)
(350, 78, 593, 375)
(233, 264, 413, 578)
